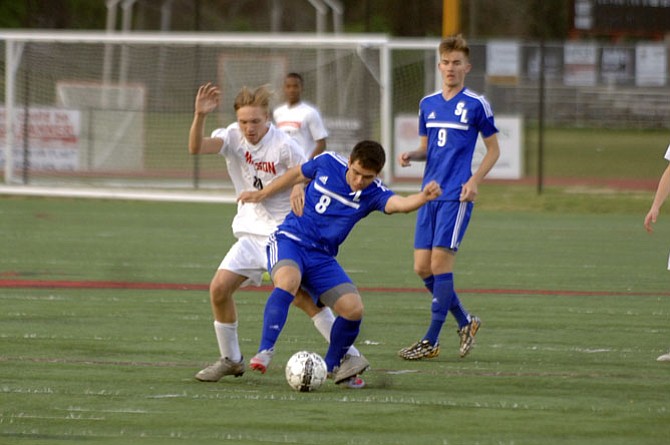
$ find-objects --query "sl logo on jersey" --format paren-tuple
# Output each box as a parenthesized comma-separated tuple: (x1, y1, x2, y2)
(455, 101, 468, 124)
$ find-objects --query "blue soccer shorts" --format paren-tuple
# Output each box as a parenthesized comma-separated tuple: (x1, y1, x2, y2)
(267, 232, 358, 307)
(414, 200, 473, 251)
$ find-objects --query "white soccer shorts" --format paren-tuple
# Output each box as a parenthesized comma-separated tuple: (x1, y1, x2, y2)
(218, 235, 269, 287)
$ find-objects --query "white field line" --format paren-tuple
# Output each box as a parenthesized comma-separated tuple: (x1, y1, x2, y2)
(0, 185, 237, 204)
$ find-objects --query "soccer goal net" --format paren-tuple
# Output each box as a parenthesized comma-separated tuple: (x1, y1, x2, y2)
(0, 32, 399, 189)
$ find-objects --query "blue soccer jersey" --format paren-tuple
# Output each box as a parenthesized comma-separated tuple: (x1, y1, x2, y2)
(418, 88, 498, 200)
(276, 152, 395, 257)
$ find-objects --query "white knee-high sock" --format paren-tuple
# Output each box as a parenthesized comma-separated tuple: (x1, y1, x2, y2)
(214, 320, 241, 363)
(312, 307, 360, 357)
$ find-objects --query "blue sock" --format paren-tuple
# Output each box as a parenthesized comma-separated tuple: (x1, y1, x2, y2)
(423, 275, 434, 293)
(324, 316, 361, 372)
(258, 288, 294, 352)
(450, 292, 470, 328)
(423, 273, 455, 345)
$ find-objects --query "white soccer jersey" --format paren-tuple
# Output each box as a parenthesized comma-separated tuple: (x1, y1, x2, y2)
(212, 123, 306, 238)
(273, 101, 328, 157)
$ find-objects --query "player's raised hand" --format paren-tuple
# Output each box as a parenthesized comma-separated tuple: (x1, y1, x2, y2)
(195, 83, 220, 115)
(423, 180, 442, 201)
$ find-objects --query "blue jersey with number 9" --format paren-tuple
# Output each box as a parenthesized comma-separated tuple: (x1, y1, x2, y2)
(418, 88, 498, 201)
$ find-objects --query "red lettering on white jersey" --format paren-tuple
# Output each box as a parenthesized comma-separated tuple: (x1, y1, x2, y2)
(245, 151, 277, 175)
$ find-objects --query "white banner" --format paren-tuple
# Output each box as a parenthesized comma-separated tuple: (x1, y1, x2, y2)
(486, 40, 520, 78)
(564, 43, 598, 86)
(636, 43, 667, 87)
(0, 107, 81, 171)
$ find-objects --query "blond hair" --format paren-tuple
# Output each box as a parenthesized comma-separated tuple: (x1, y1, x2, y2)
(439, 34, 470, 59)
(233, 84, 273, 113)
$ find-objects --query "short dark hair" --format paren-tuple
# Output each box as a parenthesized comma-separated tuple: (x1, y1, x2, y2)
(350, 140, 386, 173)
(285, 72, 304, 85)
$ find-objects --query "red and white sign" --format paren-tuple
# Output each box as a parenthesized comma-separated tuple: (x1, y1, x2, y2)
(0, 107, 81, 171)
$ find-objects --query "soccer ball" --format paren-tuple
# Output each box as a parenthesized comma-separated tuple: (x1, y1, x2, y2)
(285, 350, 328, 392)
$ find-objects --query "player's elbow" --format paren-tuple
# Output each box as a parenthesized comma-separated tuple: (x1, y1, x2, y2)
(491, 147, 501, 161)
(187, 139, 201, 155)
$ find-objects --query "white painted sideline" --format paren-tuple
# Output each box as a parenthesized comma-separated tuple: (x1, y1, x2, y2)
(0, 185, 237, 204)
(0, 183, 424, 204)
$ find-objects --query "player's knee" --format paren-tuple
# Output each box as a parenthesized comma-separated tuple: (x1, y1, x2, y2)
(273, 271, 301, 295)
(335, 297, 364, 320)
(414, 264, 431, 278)
(274, 279, 300, 296)
(273, 274, 300, 295)
(346, 304, 364, 320)
(209, 286, 231, 307)
(291, 292, 312, 309)
(209, 278, 233, 306)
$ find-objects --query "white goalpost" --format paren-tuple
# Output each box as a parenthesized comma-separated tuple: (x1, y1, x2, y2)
(2, 30, 665, 198)
(0, 31, 395, 188)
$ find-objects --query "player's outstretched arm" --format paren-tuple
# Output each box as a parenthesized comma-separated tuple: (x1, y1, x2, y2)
(238, 165, 307, 204)
(384, 180, 441, 214)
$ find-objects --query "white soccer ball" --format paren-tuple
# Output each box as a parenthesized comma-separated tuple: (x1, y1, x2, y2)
(285, 350, 328, 392)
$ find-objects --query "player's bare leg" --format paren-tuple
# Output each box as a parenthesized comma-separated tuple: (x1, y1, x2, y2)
(195, 269, 247, 382)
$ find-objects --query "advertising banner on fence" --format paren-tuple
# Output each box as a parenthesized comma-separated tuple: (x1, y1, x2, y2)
(0, 107, 80, 171)
(564, 43, 598, 86)
(486, 40, 520, 84)
(636, 43, 667, 87)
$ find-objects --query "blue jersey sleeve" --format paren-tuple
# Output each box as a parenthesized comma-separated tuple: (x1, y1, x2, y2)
(417, 93, 436, 137)
(300, 156, 318, 179)
(474, 96, 498, 138)
(369, 180, 395, 214)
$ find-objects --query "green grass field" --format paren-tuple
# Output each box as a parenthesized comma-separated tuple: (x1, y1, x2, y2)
(1, 188, 669, 444)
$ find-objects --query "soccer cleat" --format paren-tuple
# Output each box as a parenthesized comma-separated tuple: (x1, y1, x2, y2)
(657, 351, 670, 362)
(344, 375, 366, 389)
(332, 354, 370, 384)
(398, 339, 440, 360)
(458, 316, 481, 358)
(330, 373, 366, 389)
(249, 349, 275, 374)
(195, 357, 245, 382)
